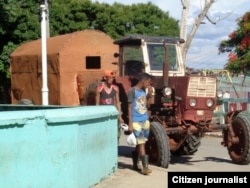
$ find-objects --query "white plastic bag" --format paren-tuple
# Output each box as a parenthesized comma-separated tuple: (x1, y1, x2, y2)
(120, 123, 129, 131)
(127, 133, 137, 146)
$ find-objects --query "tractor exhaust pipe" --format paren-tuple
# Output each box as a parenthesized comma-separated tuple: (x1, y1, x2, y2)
(163, 43, 169, 87)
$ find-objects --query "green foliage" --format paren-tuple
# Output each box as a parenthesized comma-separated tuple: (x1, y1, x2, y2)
(0, 42, 17, 78)
(0, 0, 180, 102)
(219, 12, 250, 75)
(0, 0, 40, 43)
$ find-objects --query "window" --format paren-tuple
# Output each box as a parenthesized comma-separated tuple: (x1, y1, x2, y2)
(147, 44, 178, 71)
(86, 56, 101, 69)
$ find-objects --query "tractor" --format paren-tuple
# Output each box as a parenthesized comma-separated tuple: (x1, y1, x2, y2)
(85, 34, 250, 168)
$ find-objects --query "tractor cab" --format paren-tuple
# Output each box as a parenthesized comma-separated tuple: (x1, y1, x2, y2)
(114, 35, 185, 78)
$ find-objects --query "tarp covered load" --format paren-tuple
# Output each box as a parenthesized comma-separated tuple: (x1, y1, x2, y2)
(10, 29, 118, 105)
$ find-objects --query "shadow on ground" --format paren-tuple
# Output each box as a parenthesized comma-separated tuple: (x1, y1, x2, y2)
(170, 155, 232, 165)
(118, 145, 141, 172)
(118, 145, 134, 157)
(118, 144, 232, 169)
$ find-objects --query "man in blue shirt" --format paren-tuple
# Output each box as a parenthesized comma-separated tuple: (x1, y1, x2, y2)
(127, 72, 153, 175)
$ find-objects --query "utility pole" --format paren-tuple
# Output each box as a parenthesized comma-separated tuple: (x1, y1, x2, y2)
(180, 0, 190, 62)
(44, 0, 50, 37)
(40, 4, 49, 105)
(180, 0, 189, 41)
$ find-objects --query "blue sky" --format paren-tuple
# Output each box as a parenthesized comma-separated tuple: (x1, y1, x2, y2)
(95, 0, 250, 70)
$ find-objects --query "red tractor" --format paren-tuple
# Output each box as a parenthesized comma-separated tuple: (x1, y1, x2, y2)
(86, 34, 250, 168)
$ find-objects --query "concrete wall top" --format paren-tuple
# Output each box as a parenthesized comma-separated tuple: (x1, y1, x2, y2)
(0, 105, 118, 126)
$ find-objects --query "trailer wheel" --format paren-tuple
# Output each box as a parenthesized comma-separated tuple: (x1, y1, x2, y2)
(172, 134, 201, 155)
(145, 122, 170, 168)
(225, 113, 250, 164)
(84, 82, 102, 105)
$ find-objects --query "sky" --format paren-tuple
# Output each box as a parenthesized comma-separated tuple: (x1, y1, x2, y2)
(95, 0, 250, 70)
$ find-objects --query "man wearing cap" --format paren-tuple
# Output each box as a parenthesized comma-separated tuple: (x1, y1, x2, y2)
(96, 70, 124, 139)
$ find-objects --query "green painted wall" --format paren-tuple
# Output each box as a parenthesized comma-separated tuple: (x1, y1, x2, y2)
(0, 105, 118, 188)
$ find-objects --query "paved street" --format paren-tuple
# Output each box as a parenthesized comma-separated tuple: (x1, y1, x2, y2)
(93, 134, 167, 188)
(93, 131, 250, 188)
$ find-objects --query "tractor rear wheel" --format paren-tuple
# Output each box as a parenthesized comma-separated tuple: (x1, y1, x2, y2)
(224, 113, 250, 164)
(146, 122, 170, 168)
(171, 134, 201, 155)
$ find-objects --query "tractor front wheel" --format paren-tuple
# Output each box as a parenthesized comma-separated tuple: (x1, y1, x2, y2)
(146, 122, 170, 168)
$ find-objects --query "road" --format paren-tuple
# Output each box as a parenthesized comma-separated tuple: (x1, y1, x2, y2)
(93, 133, 250, 188)
(168, 134, 250, 172)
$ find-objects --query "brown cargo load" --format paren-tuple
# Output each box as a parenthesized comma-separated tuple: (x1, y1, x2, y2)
(10, 29, 118, 105)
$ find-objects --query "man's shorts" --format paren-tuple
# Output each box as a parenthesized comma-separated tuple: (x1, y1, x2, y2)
(132, 120, 150, 145)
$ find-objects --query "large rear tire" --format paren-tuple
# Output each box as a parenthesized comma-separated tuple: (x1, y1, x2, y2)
(145, 122, 170, 168)
(224, 113, 250, 164)
(171, 134, 201, 155)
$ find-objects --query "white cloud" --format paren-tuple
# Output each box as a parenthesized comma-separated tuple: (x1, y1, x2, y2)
(95, 0, 250, 69)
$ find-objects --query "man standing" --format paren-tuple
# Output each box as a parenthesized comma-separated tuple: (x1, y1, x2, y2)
(127, 72, 153, 175)
(96, 70, 124, 138)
